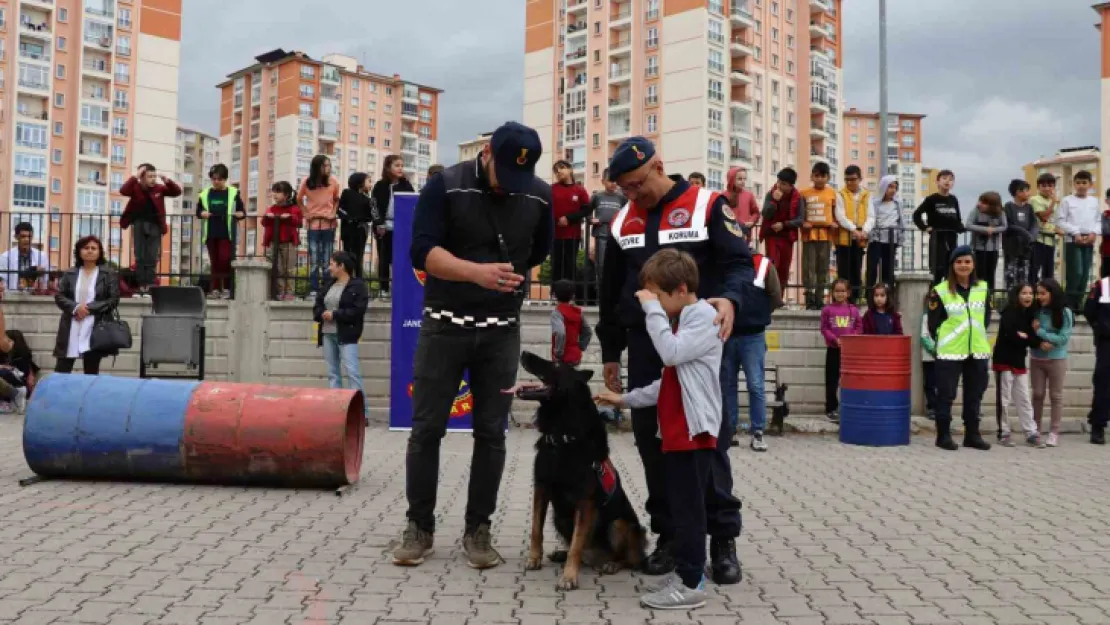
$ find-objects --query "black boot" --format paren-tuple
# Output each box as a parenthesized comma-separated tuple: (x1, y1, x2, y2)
(1091, 425, 1106, 445)
(935, 420, 958, 451)
(962, 419, 991, 451)
(709, 537, 742, 585)
(642, 538, 675, 575)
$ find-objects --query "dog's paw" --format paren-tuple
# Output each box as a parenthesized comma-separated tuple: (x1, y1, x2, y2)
(598, 561, 621, 575)
(525, 555, 543, 571)
(548, 550, 568, 563)
(556, 574, 579, 591)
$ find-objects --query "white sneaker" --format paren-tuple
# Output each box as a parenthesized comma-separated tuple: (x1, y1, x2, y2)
(13, 387, 27, 414)
(221, 289, 231, 300)
(640, 575, 707, 610)
(1045, 432, 1059, 447)
(750, 430, 768, 452)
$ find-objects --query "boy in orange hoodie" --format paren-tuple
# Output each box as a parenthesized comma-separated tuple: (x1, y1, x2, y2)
(800, 162, 837, 310)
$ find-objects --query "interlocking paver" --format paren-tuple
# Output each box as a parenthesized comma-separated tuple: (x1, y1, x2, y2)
(3, 420, 1110, 625)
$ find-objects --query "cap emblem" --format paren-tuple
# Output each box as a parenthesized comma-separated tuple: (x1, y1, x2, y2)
(516, 148, 529, 165)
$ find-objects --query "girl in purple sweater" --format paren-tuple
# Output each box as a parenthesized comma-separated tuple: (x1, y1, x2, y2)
(821, 279, 862, 423)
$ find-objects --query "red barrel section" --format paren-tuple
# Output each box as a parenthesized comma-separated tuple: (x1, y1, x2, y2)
(839, 335, 912, 447)
(182, 383, 364, 487)
(840, 335, 911, 391)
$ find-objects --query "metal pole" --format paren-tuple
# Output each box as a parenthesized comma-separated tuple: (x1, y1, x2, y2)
(878, 0, 889, 179)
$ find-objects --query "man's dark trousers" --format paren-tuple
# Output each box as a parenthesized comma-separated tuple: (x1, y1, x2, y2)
(626, 327, 742, 544)
(405, 317, 520, 533)
(1091, 341, 1110, 430)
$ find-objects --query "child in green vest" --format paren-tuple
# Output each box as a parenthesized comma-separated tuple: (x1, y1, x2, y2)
(197, 164, 246, 299)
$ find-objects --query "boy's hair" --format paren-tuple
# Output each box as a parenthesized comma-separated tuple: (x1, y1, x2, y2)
(844, 165, 862, 178)
(688, 172, 706, 183)
(640, 248, 699, 294)
(427, 164, 444, 177)
(868, 282, 898, 314)
(14, 222, 33, 236)
(978, 191, 1004, 215)
(270, 180, 295, 201)
(1074, 170, 1093, 183)
(552, 280, 575, 303)
(1036, 173, 1056, 187)
(777, 167, 798, 185)
(208, 163, 229, 180)
(812, 162, 831, 177)
(1007, 179, 1030, 198)
(138, 163, 156, 174)
(937, 169, 955, 181)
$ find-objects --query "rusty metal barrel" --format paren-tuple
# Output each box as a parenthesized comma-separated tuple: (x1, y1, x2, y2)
(23, 375, 365, 488)
(838, 335, 912, 447)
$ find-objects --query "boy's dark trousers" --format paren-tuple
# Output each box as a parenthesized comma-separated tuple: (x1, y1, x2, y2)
(922, 361, 937, 412)
(865, 242, 896, 290)
(664, 448, 728, 589)
(626, 327, 742, 545)
(974, 250, 998, 297)
(1102, 256, 1110, 280)
(341, 223, 370, 278)
(835, 244, 865, 302)
(931, 231, 959, 285)
(1091, 341, 1110, 430)
(825, 346, 841, 413)
(1033, 242, 1056, 281)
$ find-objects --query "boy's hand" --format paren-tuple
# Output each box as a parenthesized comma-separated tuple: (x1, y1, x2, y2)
(1040, 341, 1053, 352)
(801, 222, 813, 229)
(772, 188, 783, 202)
(200, 211, 211, 219)
(594, 390, 623, 407)
(635, 289, 658, 304)
(1017, 331, 1028, 340)
(772, 222, 784, 232)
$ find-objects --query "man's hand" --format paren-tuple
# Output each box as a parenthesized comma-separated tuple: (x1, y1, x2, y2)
(200, 211, 211, 219)
(502, 381, 545, 396)
(707, 297, 735, 341)
(279, 213, 291, 220)
(772, 222, 784, 232)
(594, 390, 623, 408)
(634, 289, 658, 304)
(1017, 331, 1029, 340)
(557, 217, 569, 227)
(745, 220, 757, 229)
(772, 188, 783, 202)
(136, 165, 148, 178)
(322, 311, 334, 322)
(603, 362, 622, 393)
(74, 304, 89, 321)
(473, 263, 523, 293)
(235, 211, 246, 219)
(1032, 319, 1040, 331)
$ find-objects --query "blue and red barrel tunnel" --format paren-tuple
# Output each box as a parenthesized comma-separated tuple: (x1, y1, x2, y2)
(22, 375, 366, 488)
(838, 335, 912, 447)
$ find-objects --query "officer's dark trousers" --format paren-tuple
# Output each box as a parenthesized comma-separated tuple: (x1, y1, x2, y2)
(934, 358, 988, 427)
(626, 327, 742, 543)
(406, 317, 520, 534)
(1090, 341, 1110, 429)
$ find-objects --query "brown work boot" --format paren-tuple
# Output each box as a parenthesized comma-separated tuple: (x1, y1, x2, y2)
(462, 523, 503, 569)
(392, 520, 434, 566)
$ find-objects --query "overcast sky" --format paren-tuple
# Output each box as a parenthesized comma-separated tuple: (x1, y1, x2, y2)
(180, 0, 1102, 207)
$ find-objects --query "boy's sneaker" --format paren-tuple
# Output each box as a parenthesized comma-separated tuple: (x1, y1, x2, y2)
(750, 430, 768, 452)
(1045, 433, 1059, 448)
(826, 411, 839, 424)
(998, 433, 1015, 447)
(13, 387, 27, 414)
(221, 289, 232, 300)
(640, 575, 707, 610)
(1091, 426, 1106, 445)
(1027, 434, 1046, 449)
(462, 523, 503, 569)
(392, 521, 434, 566)
(642, 571, 681, 593)
(926, 408, 936, 421)
(730, 434, 740, 448)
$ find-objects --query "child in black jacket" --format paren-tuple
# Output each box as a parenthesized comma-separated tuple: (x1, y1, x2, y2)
(993, 283, 1043, 448)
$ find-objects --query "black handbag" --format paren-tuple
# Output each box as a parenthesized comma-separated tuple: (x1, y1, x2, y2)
(90, 308, 132, 354)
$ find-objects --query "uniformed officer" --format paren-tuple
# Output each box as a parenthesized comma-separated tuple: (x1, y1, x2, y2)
(1083, 276, 1110, 444)
(394, 121, 553, 570)
(597, 137, 760, 584)
(926, 245, 993, 451)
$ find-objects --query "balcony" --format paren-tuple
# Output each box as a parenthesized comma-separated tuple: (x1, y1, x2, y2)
(810, 151, 830, 164)
(609, 96, 631, 111)
(318, 120, 338, 139)
(114, 72, 129, 85)
(730, 96, 754, 112)
(18, 44, 51, 64)
(566, 0, 587, 16)
(809, 0, 832, 14)
(321, 67, 340, 84)
(14, 167, 47, 181)
(17, 109, 49, 121)
(608, 65, 631, 84)
(730, 148, 753, 166)
(84, 34, 112, 50)
(17, 76, 50, 94)
(22, 0, 55, 10)
(610, 35, 632, 56)
(810, 94, 830, 113)
(810, 122, 828, 139)
(608, 121, 632, 140)
(610, 6, 632, 30)
(730, 3, 755, 28)
(566, 21, 587, 38)
(79, 146, 109, 162)
(730, 34, 753, 56)
(20, 20, 52, 40)
(565, 47, 587, 68)
(810, 45, 831, 64)
(82, 89, 108, 103)
(730, 68, 753, 85)
(809, 20, 828, 40)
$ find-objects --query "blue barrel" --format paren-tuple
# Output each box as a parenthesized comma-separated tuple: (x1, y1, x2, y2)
(838, 335, 911, 446)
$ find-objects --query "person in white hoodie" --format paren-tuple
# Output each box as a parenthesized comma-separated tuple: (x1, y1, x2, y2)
(1054, 170, 1101, 309)
(0, 222, 49, 292)
(865, 175, 904, 290)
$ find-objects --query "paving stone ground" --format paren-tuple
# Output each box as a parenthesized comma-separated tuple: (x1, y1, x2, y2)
(1, 418, 1109, 624)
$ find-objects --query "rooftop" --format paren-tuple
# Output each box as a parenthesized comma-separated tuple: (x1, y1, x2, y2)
(844, 107, 927, 120)
(216, 48, 442, 94)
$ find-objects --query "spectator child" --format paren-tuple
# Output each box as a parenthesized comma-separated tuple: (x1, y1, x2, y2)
(913, 169, 962, 284)
(800, 161, 837, 310)
(861, 282, 902, 335)
(369, 155, 413, 295)
(197, 164, 246, 299)
(965, 191, 1007, 296)
(550, 280, 592, 367)
(1030, 173, 1059, 281)
(835, 165, 871, 302)
(550, 160, 592, 284)
(866, 176, 904, 289)
(0, 330, 36, 413)
(1003, 179, 1038, 290)
(590, 170, 625, 281)
(594, 249, 737, 611)
(1100, 188, 1110, 279)
(919, 294, 937, 420)
(761, 168, 804, 288)
(992, 283, 1042, 448)
(1055, 170, 1100, 309)
(820, 279, 861, 423)
(1031, 278, 1073, 447)
(688, 172, 706, 187)
(337, 172, 374, 278)
(262, 181, 304, 301)
(725, 167, 760, 242)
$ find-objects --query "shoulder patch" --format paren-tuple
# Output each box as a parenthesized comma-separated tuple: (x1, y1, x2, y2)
(928, 299, 939, 311)
(721, 205, 737, 221)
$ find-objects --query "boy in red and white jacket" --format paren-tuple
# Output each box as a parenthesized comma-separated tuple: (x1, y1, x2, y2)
(550, 280, 592, 366)
(597, 249, 740, 611)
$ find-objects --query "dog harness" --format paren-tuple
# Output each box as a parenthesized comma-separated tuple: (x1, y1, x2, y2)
(538, 433, 620, 506)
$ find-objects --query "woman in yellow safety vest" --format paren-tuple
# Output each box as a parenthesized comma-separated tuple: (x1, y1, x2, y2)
(925, 245, 994, 451)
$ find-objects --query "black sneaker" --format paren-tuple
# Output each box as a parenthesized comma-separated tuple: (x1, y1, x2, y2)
(642, 539, 675, 576)
(1091, 426, 1106, 446)
(826, 411, 839, 424)
(708, 537, 742, 585)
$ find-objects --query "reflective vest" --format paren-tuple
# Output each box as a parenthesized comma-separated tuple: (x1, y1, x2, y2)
(935, 280, 990, 360)
(198, 186, 239, 242)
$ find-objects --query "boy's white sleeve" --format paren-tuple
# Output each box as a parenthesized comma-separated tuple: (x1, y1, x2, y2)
(1054, 198, 1076, 236)
(642, 300, 717, 367)
(623, 379, 661, 409)
(834, 193, 855, 231)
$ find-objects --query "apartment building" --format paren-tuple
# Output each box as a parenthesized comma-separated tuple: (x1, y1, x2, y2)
(169, 125, 217, 276)
(842, 108, 924, 205)
(523, 0, 844, 198)
(457, 132, 491, 163)
(216, 49, 441, 254)
(1022, 146, 1102, 197)
(1097, 4, 1110, 184)
(0, 0, 181, 271)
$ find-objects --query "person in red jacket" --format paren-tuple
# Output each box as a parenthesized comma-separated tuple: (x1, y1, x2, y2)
(550, 160, 592, 285)
(760, 168, 803, 288)
(262, 181, 304, 301)
(550, 280, 592, 366)
(120, 163, 181, 296)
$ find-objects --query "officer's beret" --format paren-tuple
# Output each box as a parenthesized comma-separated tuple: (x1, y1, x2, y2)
(607, 137, 655, 182)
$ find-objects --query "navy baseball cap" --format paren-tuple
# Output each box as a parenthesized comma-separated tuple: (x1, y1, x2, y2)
(949, 244, 973, 266)
(607, 137, 656, 182)
(490, 122, 542, 194)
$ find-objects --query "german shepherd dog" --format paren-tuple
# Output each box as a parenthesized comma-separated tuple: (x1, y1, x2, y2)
(510, 351, 646, 590)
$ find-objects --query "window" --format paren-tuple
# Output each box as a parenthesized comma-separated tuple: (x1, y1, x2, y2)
(112, 118, 127, 137)
(771, 54, 779, 69)
(787, 61, 794, 74)
(787, 8, 794, 21)
(592, 133, 600, 147)
(772, 106, 779, 122)
(787, 35, 794, 49)
(851, 149, 859, 159)
(646, 56, 658, 77)
(901, 120, 915, 131)
(110, 200, 123, 216)
(56, 64, 66, 79)
(52, 149, 63, 164)
(118, 8, 131, 27)
(54, 93, 65, 108)
(350, 133, 358, 143)
(298, 119, 313, 136)
(646, 0, 660, 20)
(384, 121, 392, 132)
(113, 89, 128, 109)
(15, 123, 48, 149)
(368, 118, 376, 130)
(14, 184, 46, 208)
(110, 172, 123, 189)
(850, 119, 859, 128)
(708, 50, 724, 74)
(300, 84, 315, 98)
(592, 105, 600, 119)
(350, 114, 359, 126)
(81, 104, 109, 129)
(772, 133, 779, 148)
(77, 189, 106, 213)
(867, 120, 876, 129)
(708, 79, 723, 103)
(903, 151, 915, 161)
(114, 63, 129, 83)
(351, 96, 359, 107)
(59, 7, 68, 21)
(772, 80, 779, 95)
(58, 37, 66, 51)
(868, 166, 876, 175)
(647, 28, 658, 48)
(385, 104, 392, 114)
(787, 139, 795, 153)
(708, 109, 723, 132)
(707, 139, 724, 163)
(368, 100, 376, 112)
(385, 87, 393, 95)
(708, 169, 723, 190)
(111, 144, 125, 164)
(771, 1, 779, 15)
(787, 112, 795, 127)
(787, 86, 795, 102)
(868, 150, 876, 159)
(851, 134, 858, 142)
(116, 35, 131, 56)
(645, 84, 658, 106)
(368, 136, 375, 146)
(300, 65, 315, 80)
(383, 139, 391, 148)
(54, 122, 63, 135)
(299, 102, 313, 117)
(593, 21, 600, 35)
(772, 27, 779, 42)
(14, 154, 46, 179)
(709, 0, 723, 14)
(901, 135, 915, 147)
(647, 114, 657, 133)
(707, 20, 724, 44)
(867, 135, 876, 144)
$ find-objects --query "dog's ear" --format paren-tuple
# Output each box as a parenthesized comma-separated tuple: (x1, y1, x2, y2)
(520, 351, 555, 379)
(574, 369, 594, 383)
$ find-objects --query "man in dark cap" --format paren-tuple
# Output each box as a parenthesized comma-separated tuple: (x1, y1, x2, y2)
(394, 121, 553, 570)
(597, 136, 762, 586)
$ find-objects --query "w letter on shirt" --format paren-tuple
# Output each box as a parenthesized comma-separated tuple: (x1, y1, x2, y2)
(835, 315, 851, 328)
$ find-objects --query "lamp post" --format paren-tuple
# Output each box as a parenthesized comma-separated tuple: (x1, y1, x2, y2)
(878, 0, 889, 178)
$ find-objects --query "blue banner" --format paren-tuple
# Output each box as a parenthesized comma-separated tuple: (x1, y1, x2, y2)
(389, 192, 475, 432)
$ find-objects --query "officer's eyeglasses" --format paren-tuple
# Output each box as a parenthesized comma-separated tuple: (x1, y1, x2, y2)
(616, 163, 655, 194)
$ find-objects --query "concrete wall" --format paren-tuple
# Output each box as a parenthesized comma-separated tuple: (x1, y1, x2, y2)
(2, 262, 1097, 432)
